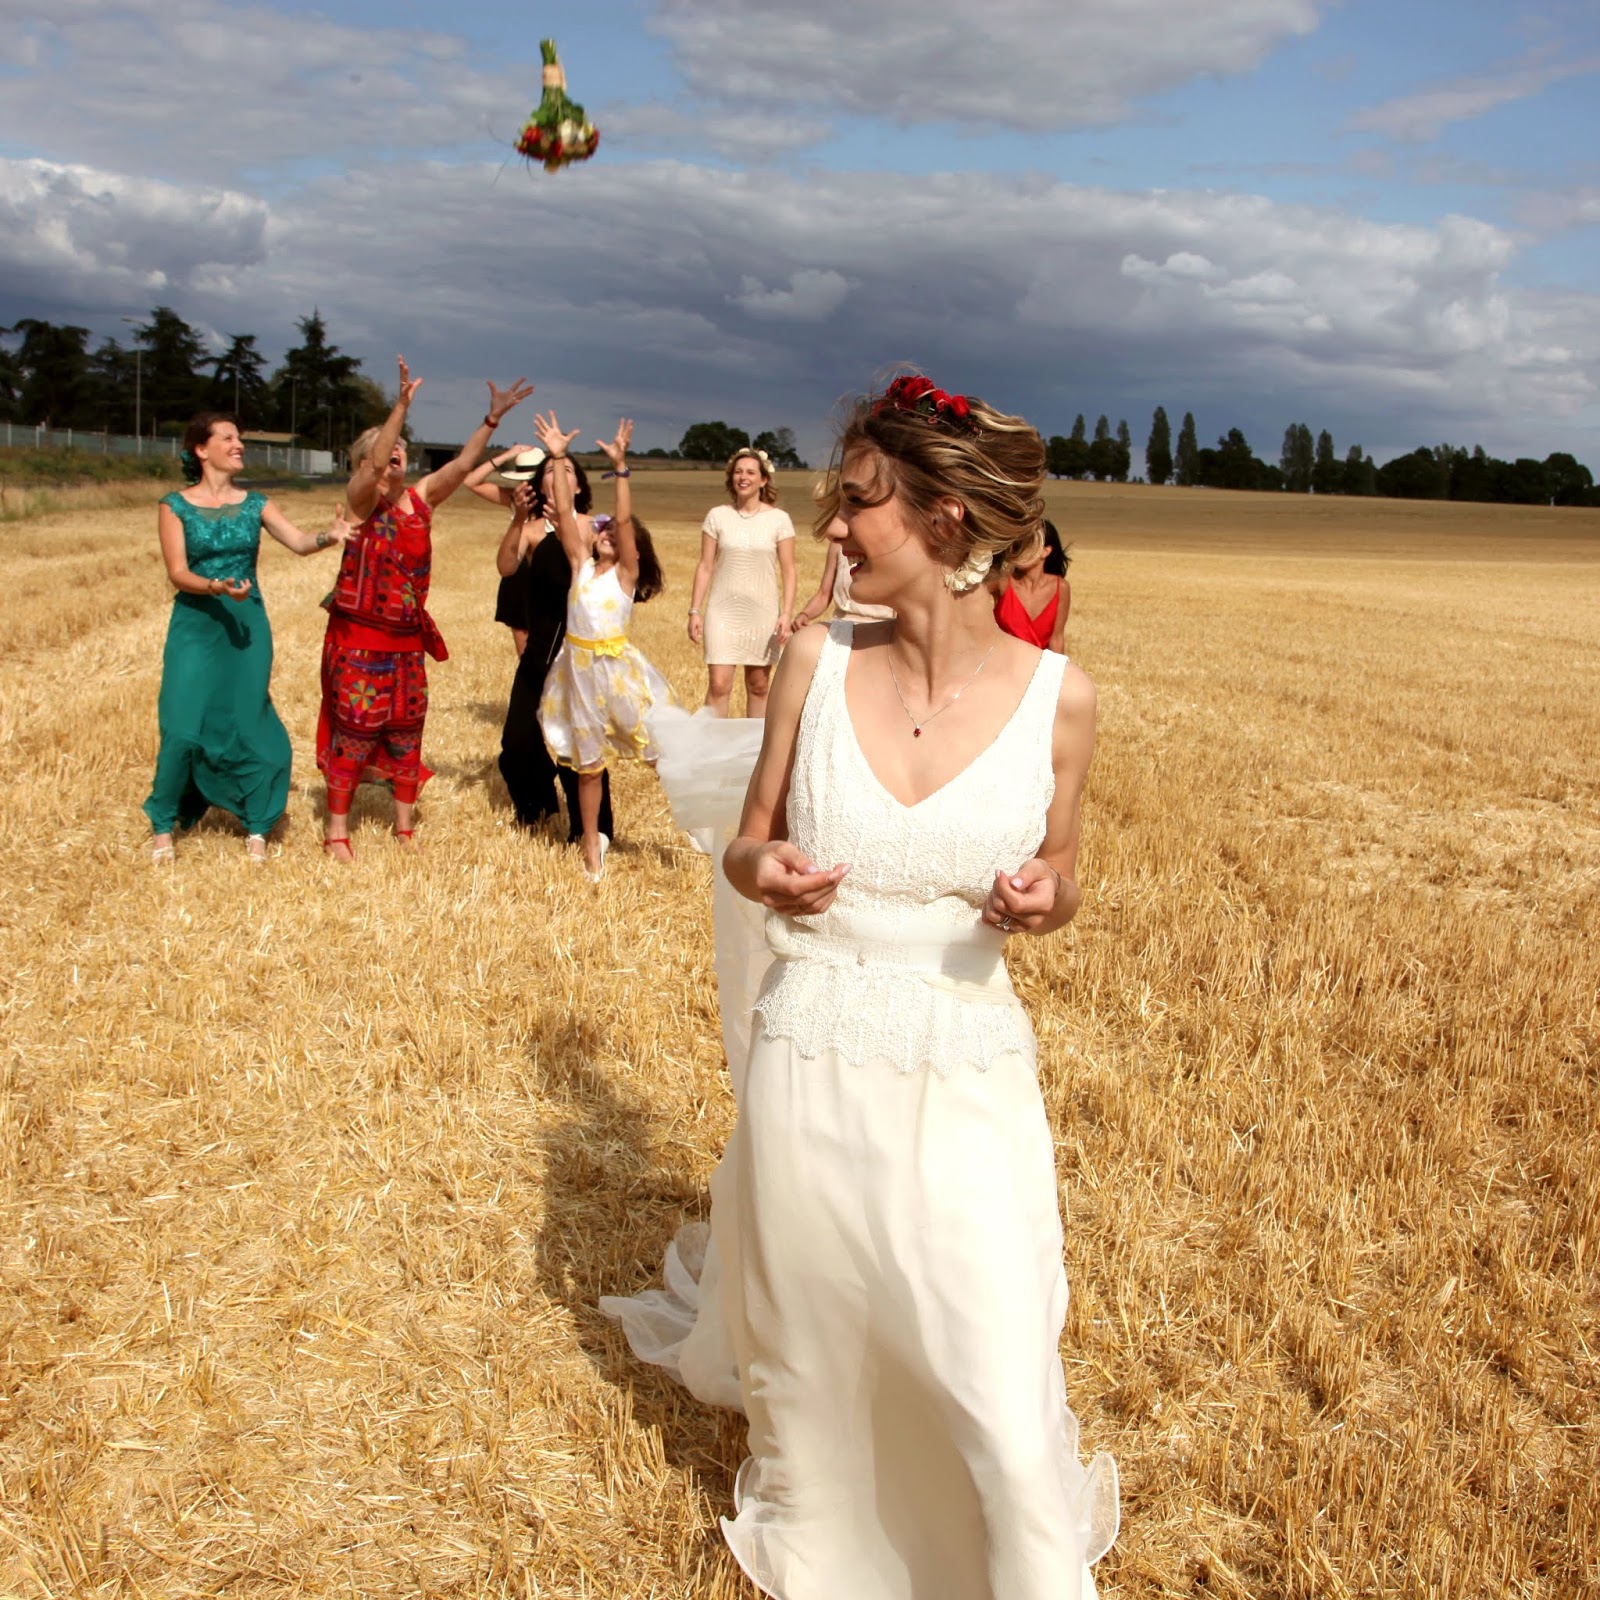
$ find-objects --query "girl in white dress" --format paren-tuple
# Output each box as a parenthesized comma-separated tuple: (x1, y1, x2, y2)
(688, 448, 798, 718)
(533, 413, 669, 881)
(604, 374, 1118, 1596)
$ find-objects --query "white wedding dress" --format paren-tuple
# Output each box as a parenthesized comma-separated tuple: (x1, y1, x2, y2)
(606, 621, 1118, 1598)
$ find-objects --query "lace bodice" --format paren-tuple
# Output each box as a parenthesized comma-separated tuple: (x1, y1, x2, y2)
(753, 621, 1065, 1074)
(163, 491, 265, 587)
(567, 558, 633, 640)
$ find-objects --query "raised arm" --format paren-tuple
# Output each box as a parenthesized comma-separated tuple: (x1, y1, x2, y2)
(496, 483, 546, 577)
(530, 410, 590, 568)
(594, 419, 638, 585)
(260, 498, 357, 556)
(348, 356, 421, 521)
(416, 378, 535, 509)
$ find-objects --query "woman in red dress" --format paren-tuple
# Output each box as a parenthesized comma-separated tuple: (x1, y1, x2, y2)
(991, 517, 1070, 653)
(317, 358, 534, 858)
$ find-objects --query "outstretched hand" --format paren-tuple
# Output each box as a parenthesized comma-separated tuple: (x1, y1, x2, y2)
(487, 377, 535, 425)
(751, 840, 849, 916)
(397, 356, 422, 407)
(532, 410, 581, 459)
(327, 503, 358, 546)
(596, 418, 633, 469)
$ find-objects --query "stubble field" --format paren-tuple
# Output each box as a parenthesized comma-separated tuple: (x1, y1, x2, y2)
(0, 471, 1596, 1598)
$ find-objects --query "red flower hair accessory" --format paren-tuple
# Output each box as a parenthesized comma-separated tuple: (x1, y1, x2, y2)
(874, 375, 978, 432)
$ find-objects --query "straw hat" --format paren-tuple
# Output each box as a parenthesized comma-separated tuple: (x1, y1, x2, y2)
(499, 448, 548, 481)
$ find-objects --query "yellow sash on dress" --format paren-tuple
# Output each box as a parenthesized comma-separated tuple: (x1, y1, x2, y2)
(566, 633, 628, 658)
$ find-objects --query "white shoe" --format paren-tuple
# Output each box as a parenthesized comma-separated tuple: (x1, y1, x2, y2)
(585, 833, 610, 883)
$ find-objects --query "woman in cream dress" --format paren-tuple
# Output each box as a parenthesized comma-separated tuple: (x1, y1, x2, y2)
(604, 374, 1117, 1598)
(688, 448, 797, 717)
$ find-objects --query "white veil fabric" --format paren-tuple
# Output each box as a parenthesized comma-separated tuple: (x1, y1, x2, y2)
(598, 705, 766, 1408)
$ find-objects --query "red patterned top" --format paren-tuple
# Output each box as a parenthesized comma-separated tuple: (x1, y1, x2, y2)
(993, 579, 1061, 650)
(322, 488, 446, 657)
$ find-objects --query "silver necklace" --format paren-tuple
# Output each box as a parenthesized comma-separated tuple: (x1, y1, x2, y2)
(886, 646, 996, 737)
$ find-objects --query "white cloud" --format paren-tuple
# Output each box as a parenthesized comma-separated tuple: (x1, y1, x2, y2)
(732, 269, 851, 321)
(0, 0, 519, 184)
(1347, 51, 1600, 143)
(650, 0, 1322, 131)
(1515, 186, 1600, 234)
(0, 159, 267, 306)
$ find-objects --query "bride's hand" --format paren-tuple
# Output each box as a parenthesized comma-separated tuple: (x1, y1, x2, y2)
(983, 859, 1060, 935)
(751, 840, 849, 915)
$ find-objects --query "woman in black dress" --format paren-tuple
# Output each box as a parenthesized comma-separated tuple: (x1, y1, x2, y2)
(491, 458, 613, 841)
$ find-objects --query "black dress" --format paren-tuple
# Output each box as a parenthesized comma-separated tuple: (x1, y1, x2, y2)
(498, 533, 614, 841)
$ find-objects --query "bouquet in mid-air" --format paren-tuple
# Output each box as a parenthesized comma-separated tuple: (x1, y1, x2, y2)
(517, 39, 600, 172)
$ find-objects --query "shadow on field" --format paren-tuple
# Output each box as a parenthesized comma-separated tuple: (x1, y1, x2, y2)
(529, 1011, 741, 1488)
(459, 698, 509, 727)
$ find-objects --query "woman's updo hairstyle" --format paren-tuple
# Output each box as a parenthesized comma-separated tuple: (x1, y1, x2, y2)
(725, 447, 778, 506)
(180, 412, 238, 485)
(814, 373, 1046, 591)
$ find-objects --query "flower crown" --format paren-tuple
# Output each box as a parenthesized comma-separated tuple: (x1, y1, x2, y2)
(874, 374, 976, 432)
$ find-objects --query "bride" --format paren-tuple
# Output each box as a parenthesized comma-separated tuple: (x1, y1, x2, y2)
(605, 373, 1117, 1598)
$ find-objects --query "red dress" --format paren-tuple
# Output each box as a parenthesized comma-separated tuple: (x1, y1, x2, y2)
(993, 579, 1061, 650)
(316, 488, 447, 806)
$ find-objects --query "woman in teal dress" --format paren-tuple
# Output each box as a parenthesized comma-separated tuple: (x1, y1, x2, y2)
(146, 412, 351, 862)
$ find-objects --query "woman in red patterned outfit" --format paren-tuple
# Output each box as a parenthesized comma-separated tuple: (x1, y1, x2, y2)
(318, 357, 534, 858)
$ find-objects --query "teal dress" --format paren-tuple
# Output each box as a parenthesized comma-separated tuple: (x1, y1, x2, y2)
(143, 491, 292, 836)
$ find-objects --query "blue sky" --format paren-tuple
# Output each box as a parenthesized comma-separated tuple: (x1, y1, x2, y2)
(1, 0, 1596, 468)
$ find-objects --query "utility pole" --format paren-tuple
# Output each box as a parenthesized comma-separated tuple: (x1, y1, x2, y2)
(119, 315, 142, 450)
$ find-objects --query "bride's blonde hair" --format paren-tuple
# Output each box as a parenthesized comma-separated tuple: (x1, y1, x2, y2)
(813, 374, 1046, 585)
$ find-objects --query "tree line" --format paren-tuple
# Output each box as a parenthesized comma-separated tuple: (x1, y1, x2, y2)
(0, 308, 391, 457)
(662, 420, 807, 468)
(1054, 406, 1596, 507)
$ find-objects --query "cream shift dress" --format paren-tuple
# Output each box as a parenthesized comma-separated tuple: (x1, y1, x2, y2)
(702, 504, 796, 666)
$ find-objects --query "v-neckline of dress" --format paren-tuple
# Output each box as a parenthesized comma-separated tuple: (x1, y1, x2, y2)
(839, 633, 1048, 812)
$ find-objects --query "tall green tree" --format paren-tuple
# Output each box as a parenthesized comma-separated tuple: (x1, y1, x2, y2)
(1311, 428, 1341, 495)
(272, 311, 363, 452)
(134, 306, 208, 430)
(1145, 406, 1172, 485)
(1174, 411, 1199, 486)
(1280, 422, 1314, 492)
(87, 336, 139, 433)
(1343, 443, 1377, 496)
(1059, 414, 1090, 479)
(752, 426, 804, 469)
(13, 319, 96, 428)
(0, 327, 26, 423)
(1543, 452, 1593, 506)
(209, 333, 270, 423)
(679, 420, 750, 461)
(1113, 419, 1133, 483)
(1087, 414, 1114, 480)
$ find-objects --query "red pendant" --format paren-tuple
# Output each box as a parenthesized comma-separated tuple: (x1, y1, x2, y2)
(913, 727, 922, 737)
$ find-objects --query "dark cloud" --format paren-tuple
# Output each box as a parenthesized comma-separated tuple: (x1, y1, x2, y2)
(6, 153, 1594, 466)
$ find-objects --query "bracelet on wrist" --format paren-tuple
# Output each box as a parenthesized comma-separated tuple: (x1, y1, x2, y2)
(482, 414, 496, 430)
(688, 607, 701, 617)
